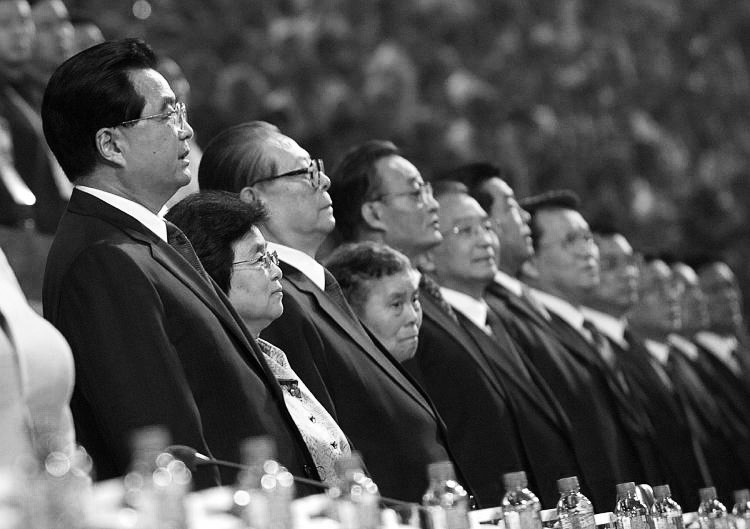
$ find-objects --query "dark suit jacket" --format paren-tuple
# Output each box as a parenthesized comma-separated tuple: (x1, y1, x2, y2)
(671, 337, 750, 499)
(404, 291, 527, 507)
(0, 75, 66, 233)
(43, 190, 319, 490)
(485, 282, 643, 510)
(407, 289, 582, 508)
(613, 331, 706, 507)
(260, 262, 456, 503)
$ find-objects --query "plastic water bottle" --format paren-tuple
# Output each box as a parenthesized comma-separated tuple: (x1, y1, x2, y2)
(732, 489, 750, 529)
(650, 485, 684, 529)
(123, 426, 190, 529)
(502, 471, 543, 529)
(422, 460, 470, 529)
(234, 436, 294, 529)
(556, 476, 596, 529)
(697, 486, 731, 529)
(614, 482, 650, 529)
(329, 452, 380, 529)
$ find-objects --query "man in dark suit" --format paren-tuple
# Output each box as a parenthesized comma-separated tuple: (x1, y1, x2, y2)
(41, 39, 318, 490)
(328, 144, 576, 507)
(629, 257, 750, 501)
(580, 229, 705, 507)
(422, 181, 583, 507)
(0, 0, 69, 232)
(198, 127, 460, 503)
(517, 190, 660, 509)
(697, 261, 750, 384)
(439, 164, 640, 510)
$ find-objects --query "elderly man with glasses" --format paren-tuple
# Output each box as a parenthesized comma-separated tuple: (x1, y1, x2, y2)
(198, 125, 466, 504)
(42, 40, 321, 490)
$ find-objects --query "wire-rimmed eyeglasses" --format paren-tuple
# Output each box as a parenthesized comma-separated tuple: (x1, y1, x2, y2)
(117, 102, 188, 129)
(371, 181, 434, 207)
(232, 249, 279, 271)
(253, 159, 325, 190)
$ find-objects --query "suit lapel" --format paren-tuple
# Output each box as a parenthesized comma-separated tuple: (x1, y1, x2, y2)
(68, 190, 268, 373)
(281, 262, 435, 416)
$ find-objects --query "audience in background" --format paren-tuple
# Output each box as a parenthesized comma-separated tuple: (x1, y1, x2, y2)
(0, 0, 68, 233)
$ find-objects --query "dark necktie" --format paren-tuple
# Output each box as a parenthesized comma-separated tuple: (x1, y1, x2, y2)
(165, 220, 211, 284)
(419, 273, 459, 323)
(582, 319, 632, 398)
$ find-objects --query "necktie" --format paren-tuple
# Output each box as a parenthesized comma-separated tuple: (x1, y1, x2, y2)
(165, 221, 211, 284)
(582, 318, 631, 396)
(419, 273, 459, 323)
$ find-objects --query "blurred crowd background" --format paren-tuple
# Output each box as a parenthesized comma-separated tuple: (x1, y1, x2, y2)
(8, 0, 750, 316)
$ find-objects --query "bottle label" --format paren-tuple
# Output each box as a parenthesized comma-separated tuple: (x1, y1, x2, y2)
(617, 515, 649, 529)
(445, 506, 471, 529)
(506, 509, 544, 529)
(698, 517, 731, 529)
(736, 520, 747, 529)
(652, 514, 685, 529)
(422, 505, 448, 529)
(560, 513, 596, 529)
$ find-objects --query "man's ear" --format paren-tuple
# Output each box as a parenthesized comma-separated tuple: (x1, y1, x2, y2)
(361, 200, 388, 232)
(239, 185, 260, 203)
(94, 128, 127, 168)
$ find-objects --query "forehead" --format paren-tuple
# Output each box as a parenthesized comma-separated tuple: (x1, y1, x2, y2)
(232, 226, 265, 256)
(32, 0, 67, 22)
(367, 269, 420, 296)
(536, 208, 587, 240)
(128, 68, 176, 110)
(374, 154, 421, 188)
(672, 263, 698, 286)
(699, 263, 736, 287)
(641, 260, 672, 286)
(481, 177, 513, 202)
(595, 234, 632, 256)
(0, 0, 30, 19)
(264, 134, 309, 165)
(438, 193, 486, 223)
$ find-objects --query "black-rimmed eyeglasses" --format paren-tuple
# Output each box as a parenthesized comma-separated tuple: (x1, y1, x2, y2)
(117, 102, 188, 129)
(253, 159, 325, 190)
(232, 249, 279, 271)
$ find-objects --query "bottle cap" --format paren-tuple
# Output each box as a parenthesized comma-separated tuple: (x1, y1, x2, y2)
(427, 461, 456, 482)
(557, 476, 580, 493)
(734, 489, 750, 504)
(503, 471, 528, 490)
(653, 485, 671, 500)
(240, 436, 276, 467)
(335, 452, 366, 476)
(616, 482, 637, 497)
(699, 487, 717, 502)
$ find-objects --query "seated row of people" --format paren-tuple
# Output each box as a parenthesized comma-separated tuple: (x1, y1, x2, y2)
(14, 38, 749, 516)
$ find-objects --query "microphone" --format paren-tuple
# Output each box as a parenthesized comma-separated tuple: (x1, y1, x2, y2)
(166, 444, 329, 490)
(166, 445, 422, 511)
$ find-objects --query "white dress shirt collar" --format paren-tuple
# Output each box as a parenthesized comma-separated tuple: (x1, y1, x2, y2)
(529, 288, 585, 333)
(643, 339, 670, 366)
(440, 287, 491, 334)
(494, 270, 524, 298)
(267, 242, 326, 291)
(77, 185, 168, 242)
(694, 331, 741, 375)
(580, 306, 628, 349)
(667, 333, 700, 361)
